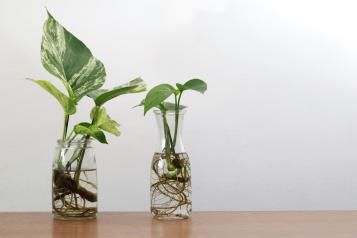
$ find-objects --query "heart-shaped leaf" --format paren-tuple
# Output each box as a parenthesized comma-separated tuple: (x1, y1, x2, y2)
(88, 78, 146, 106)
(41, 11, 106, 100)
(27, 78, 76, 115)
(74, 122, 108, 144)
(90, 107, 120, 136)
(181, 79, 207, 94)
(144, 84, 176, 115)
(99, 118, 120, 136)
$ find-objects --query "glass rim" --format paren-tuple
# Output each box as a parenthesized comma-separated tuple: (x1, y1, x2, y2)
(153, 108, 187, 115)
(56, 138, 93, 147)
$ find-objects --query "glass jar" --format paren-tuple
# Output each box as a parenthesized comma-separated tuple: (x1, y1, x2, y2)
(151, 109, 192, 220)
(52, 138, 97, 220)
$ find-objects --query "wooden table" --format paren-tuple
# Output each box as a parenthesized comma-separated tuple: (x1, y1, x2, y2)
(1, 212, 357, 237)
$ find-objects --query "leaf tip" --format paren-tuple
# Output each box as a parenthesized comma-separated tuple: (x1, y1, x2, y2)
(143, 107, 150, 116)
(45, 7, 52, 17)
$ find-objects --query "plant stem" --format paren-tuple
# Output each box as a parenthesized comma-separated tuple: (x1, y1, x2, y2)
(173, 93, 182, 147)
(162, 112, 175, 154)
(66, 130, 74, 141)
(55, 114, 70, 169)
(73, 135, 90, 188)
(62, 114, 70, 142)
(72, 113, 97, 188)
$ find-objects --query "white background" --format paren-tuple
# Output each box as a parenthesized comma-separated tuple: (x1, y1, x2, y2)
(1, 0, 357, 212)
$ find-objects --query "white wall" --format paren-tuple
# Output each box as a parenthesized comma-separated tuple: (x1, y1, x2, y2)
(1, 0, 357, 212)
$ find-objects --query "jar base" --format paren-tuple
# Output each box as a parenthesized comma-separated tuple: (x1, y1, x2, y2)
(53, 214, 96, 221)
(152, 214, 190, 220)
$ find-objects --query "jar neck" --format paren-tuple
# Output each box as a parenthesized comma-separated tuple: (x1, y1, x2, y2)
(154, 109, 186, 153)
(54, 138, 95, 170)
(56, 138, 93, 149)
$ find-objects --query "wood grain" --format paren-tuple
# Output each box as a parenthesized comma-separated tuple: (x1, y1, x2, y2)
(1, 211, 357, 238)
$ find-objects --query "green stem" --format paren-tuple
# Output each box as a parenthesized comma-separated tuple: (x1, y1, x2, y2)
(173, 93, 182, 147)
(72, 113, 97, 188)
(73, 135, 90, 188)
(55, 114, 70, 169)
(162, 112, 175, 154)
(66, 130, 74, 141)
(68, 133, 77, 144)
(64, 134, 80, 170)
(61, 114, 70, 142)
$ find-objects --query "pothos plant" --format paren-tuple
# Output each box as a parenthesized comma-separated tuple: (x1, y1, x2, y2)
(138, 79, 207, 218)
(28, 11, 146, 208)
(139, 79, 207, 156)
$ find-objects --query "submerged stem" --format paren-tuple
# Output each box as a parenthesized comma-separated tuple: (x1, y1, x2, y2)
(73, 135, 90, 188)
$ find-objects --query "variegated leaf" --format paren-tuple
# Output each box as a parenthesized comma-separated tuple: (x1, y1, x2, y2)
(90, 107, 120, 136)
(27, 78, 76, 115)
(74, 122, 108, 144)
(41, 11, 106, 100)
(87, 78, 146, 106)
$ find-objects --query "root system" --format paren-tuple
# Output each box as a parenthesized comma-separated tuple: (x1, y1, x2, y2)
(151, 153, 192, 218)
(52, 169, 97, 218)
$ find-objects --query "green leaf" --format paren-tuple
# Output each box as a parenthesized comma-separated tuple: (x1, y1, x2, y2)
(90, 107, 120, 136)
(74, 122, 92, 133)
(181, 79, 207, 94)
(161, 102, 187, 111)
(74, 123, 108, 144)
(27, 78, 76, 115)
(176, 83, 188, 92)
(89, 129, 107, 144)
(41, 11, 106, 100)
(143, 84, 176, 115)
(133, 99, 145, 108)
(88, 78, 147, 106)
(134, 100, 186, 112)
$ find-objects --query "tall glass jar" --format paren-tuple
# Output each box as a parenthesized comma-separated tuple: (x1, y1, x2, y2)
(52, 138, 97, 220)
(151, 109, 192, 220)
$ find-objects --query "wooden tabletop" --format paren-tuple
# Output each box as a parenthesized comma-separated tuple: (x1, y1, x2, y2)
(1, 211, 357, 237)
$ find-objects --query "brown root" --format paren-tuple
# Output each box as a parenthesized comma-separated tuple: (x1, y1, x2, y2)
(53, 169, 97, 202)
(151, 153, 192, 218)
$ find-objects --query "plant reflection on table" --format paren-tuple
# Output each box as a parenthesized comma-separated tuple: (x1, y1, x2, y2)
(51, 218, 98, 238)
(150, 217, 192, 238)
